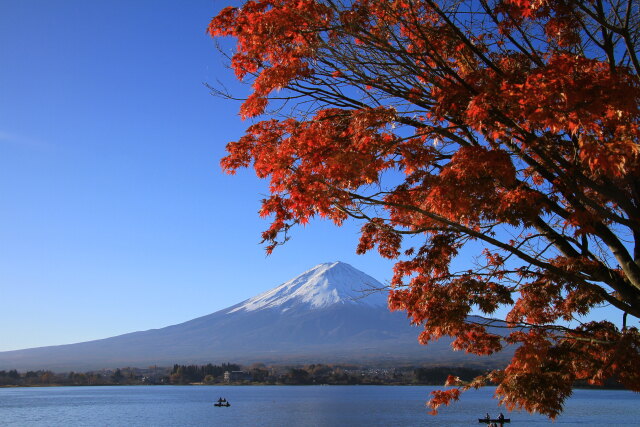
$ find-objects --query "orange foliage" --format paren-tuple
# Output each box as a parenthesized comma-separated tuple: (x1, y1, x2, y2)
(210, 0, 640, 418)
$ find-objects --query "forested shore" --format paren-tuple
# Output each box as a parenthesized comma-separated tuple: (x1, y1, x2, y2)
(0, 364, 485, 387)
(0, 363, 624, 389)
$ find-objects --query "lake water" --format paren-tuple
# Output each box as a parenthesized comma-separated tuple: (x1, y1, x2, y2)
(0, 385, 638, 426)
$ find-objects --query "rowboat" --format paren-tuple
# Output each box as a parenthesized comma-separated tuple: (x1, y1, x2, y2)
(214, 397, 230, 407)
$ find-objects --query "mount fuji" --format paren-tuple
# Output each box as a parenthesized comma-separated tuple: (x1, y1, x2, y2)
(0, 262, 510, 371)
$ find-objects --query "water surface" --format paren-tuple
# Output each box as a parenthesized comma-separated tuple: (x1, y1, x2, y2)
(0, 385, 637, 426)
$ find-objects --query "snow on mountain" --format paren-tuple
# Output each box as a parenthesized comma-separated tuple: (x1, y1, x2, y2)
(0, 261, 514, 371)
(228, 261, 388, 313)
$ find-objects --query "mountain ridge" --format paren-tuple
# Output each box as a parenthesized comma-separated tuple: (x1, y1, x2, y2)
(227, 261, 388, 313)
(0, 262, 511, 371)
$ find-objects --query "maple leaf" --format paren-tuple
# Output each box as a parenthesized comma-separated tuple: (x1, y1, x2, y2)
(210, 0, 640, 419)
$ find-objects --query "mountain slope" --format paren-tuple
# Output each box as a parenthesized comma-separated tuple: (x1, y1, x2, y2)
(0, 262, 510, 371)
(228, 261, 388, 312)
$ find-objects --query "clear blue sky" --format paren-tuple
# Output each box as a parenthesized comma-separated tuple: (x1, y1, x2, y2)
(1, 0, 623, 353)
(0, 0, 395, 351)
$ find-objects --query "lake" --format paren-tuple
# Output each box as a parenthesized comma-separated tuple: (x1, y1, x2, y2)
(0, 385, 638, 426)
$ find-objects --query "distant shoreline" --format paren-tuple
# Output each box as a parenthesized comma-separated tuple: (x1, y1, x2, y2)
(0, 363, 627, 390)
(1, 382, 627, 390)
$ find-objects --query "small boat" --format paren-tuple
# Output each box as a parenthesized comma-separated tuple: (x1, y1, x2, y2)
(478, 418, 510, 423)
(214, 397, 231, 407)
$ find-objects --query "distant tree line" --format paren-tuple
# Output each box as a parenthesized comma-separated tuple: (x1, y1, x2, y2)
(0, 364, 625, 388)
(169, 363, 240, 384)
(167, 363, 488, 385)
(0, 367, 169, 387)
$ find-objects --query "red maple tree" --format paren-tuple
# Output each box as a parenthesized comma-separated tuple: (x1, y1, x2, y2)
(209, 0, 640, 417)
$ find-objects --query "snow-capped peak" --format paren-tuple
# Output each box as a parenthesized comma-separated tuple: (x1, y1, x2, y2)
(228, 261, 389, 313)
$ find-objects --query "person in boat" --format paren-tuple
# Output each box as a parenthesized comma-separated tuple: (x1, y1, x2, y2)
(485, 413, 491, 421)
(498, 413, 505, 421)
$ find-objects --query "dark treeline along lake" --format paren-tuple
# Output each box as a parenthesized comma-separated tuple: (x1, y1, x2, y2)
(1, 385, 638, 426)
(0, 363, 494, 387)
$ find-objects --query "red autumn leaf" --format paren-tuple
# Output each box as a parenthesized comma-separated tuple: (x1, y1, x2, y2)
(210, 0, 640, 419)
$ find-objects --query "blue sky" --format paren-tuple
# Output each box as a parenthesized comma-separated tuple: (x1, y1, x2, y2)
(0, 0, 626, 353)
(0, 0, 395, 351)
